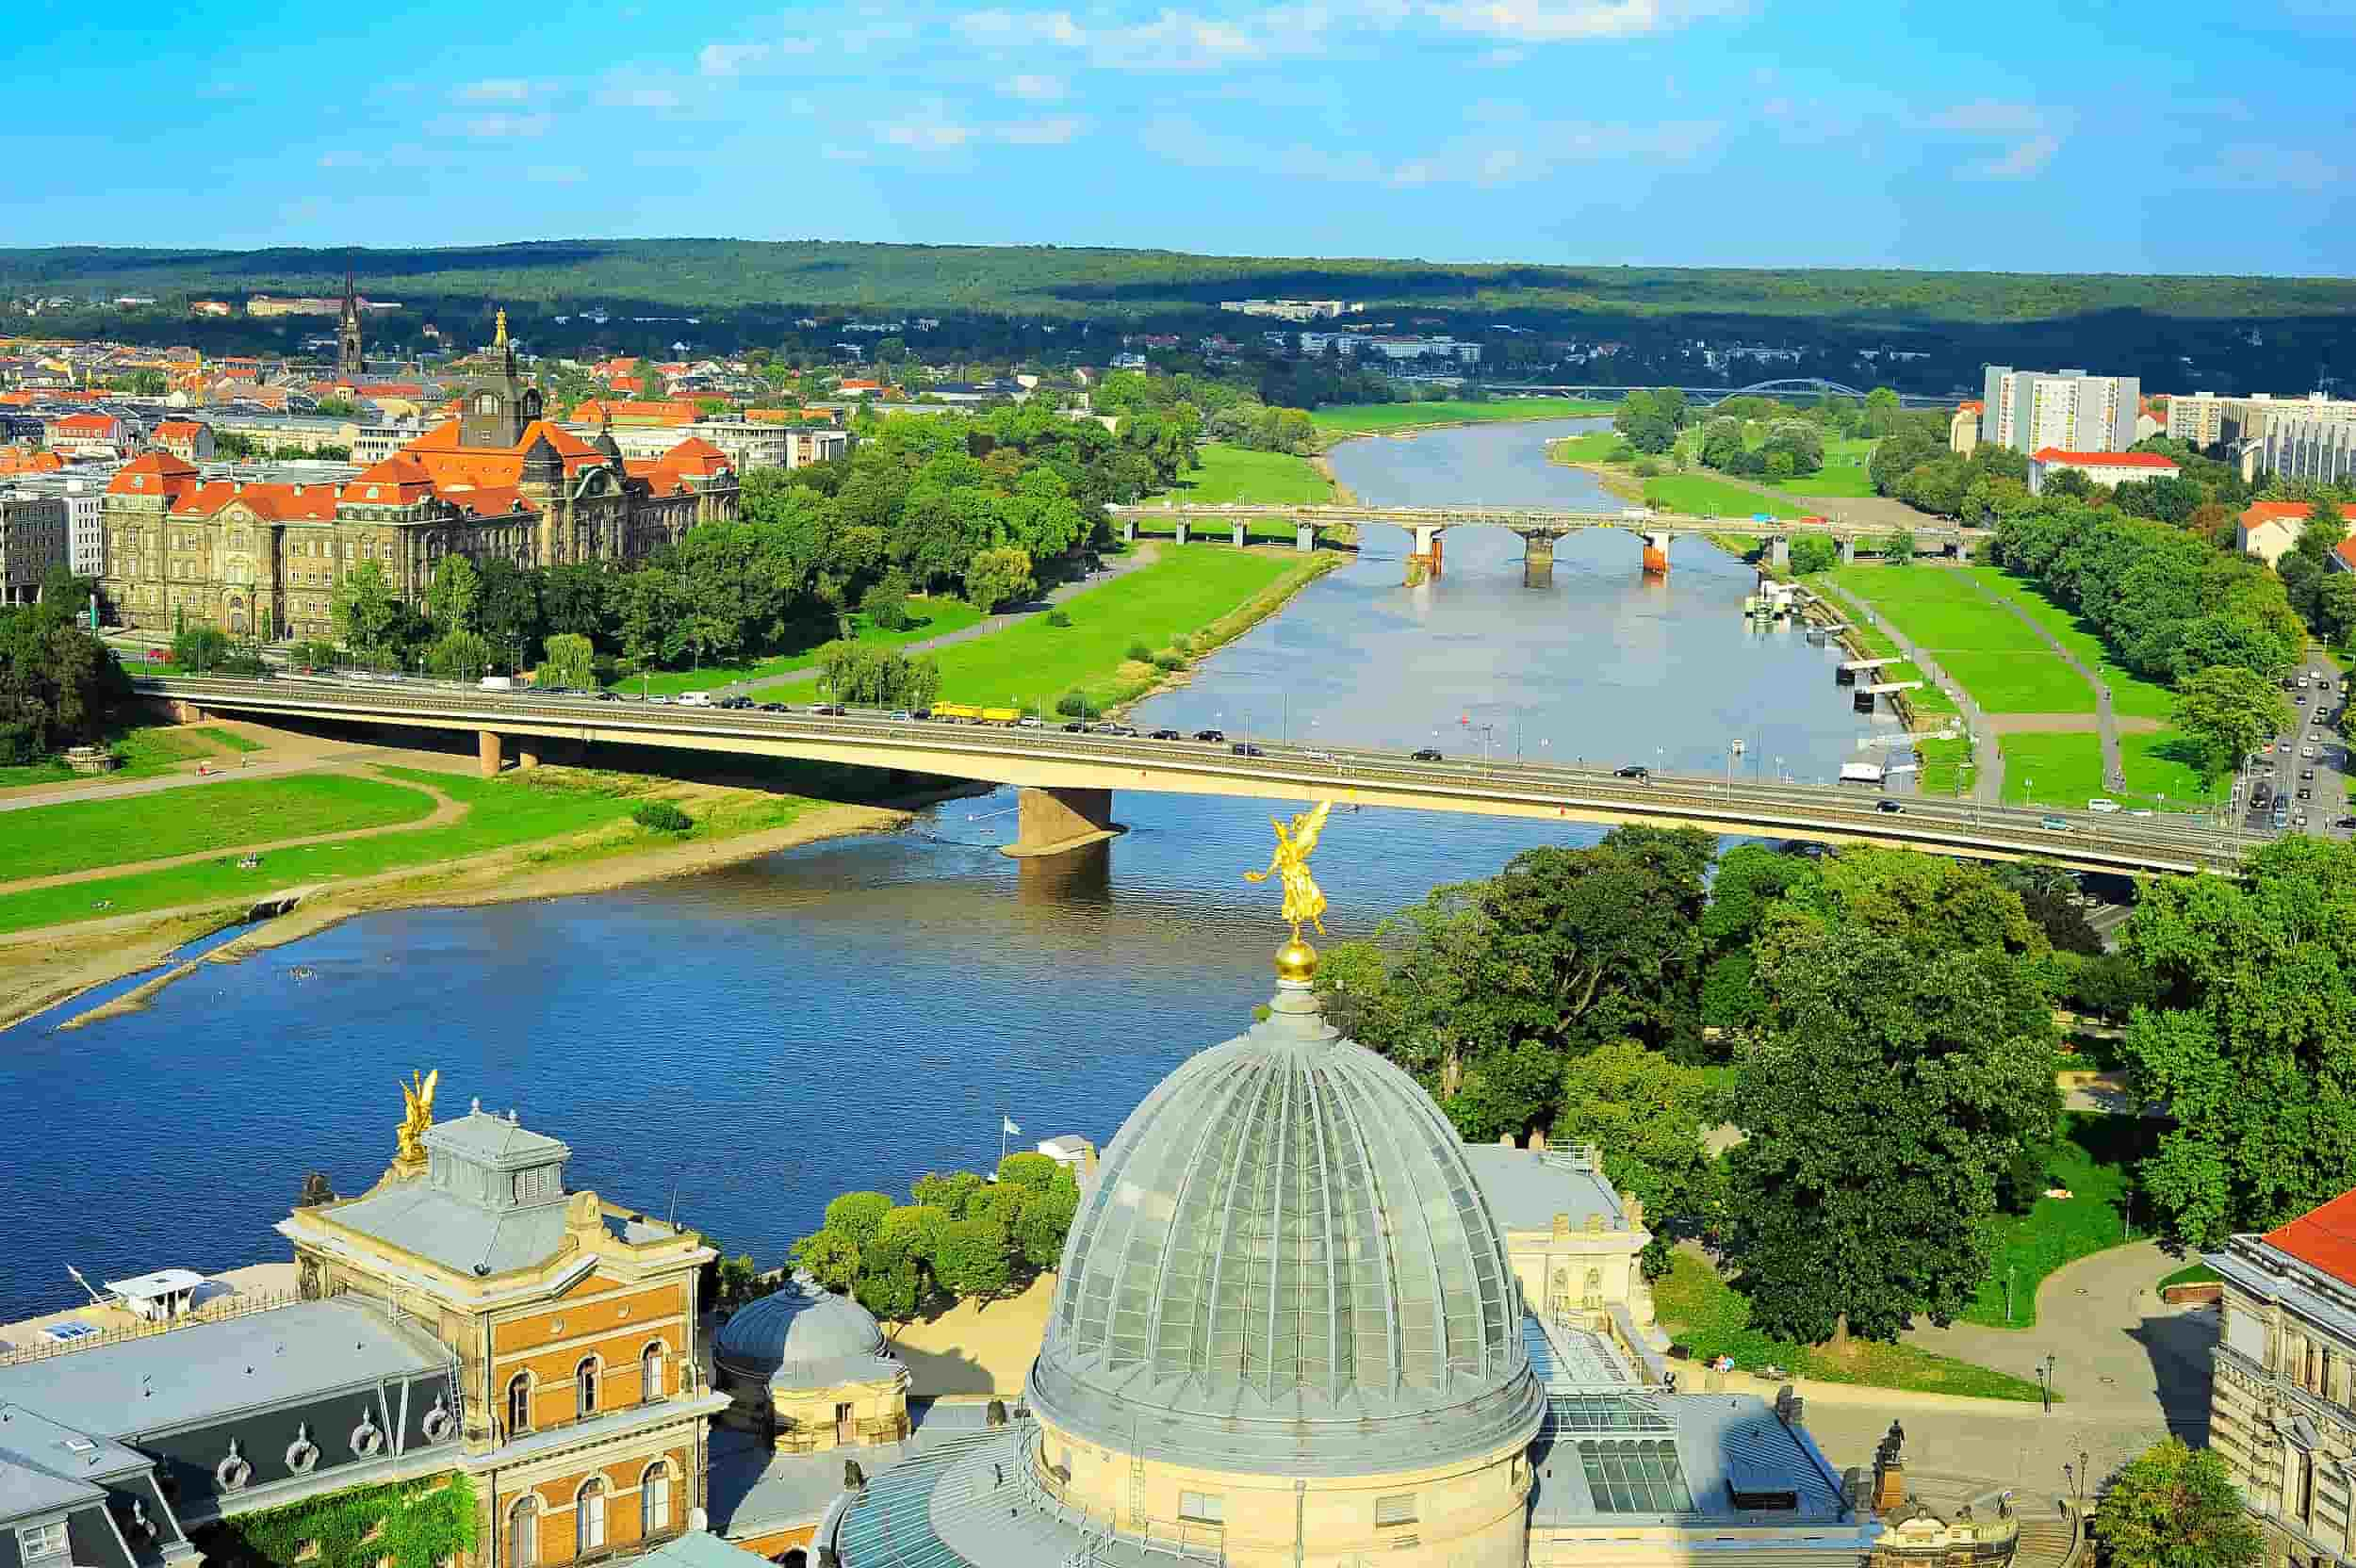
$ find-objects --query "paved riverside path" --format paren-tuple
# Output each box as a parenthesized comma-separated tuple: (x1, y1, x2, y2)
(1961, 575, 2127, 792)
(1816, 579, 2006, 806)
(0, 745, 408, 815)
(706, 544, 1166, 701)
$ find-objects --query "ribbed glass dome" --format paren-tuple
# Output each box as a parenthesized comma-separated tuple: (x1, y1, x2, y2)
(1028, 983, 1541, 1475)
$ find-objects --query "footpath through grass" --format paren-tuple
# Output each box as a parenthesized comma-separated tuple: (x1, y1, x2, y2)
(1961, 1113, 2161, 1329)
(1654, 1253, 2046, 1401)
(616, 600, 988, 696)
(0, 724, 260, 791)
(1309, 397, 1617, 435)
(0, 773, 437, 881)
(0, 766, 740, 936)
(1167, 442, 1334, 506)
(1964, 568, 2181, 722)
(926, 546, 1328, 711)
(1643, 474, 1804, 518)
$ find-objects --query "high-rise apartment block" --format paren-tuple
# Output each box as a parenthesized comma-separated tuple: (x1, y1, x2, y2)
(1980, 367, 2139, 454)
(2168, 390, 2356, 450)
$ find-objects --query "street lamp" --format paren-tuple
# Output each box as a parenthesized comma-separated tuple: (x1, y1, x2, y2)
(2037, 1353, 2056, 1414)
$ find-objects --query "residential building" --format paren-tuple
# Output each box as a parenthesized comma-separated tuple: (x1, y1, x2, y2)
(1219, 298, 1358, 322)
(2026, 448, 2178, 494)
(0, 490, 68, 601)
(244, 295, 343, 318)
(2170, 391, 2356, 450)
(150, 419, 214, 461)
(573, 399, 699, 429)
(189, 299, 233, 317)
(1981, 367, 2139, 453)
(352, 419, 425, 465)
(2238, 501, 2356, 569)
(45, 412, 127, 457)
(1949, 400, 1982, 455)
(568, 419, 851, 473)
(99, 314, 737, 639)
(2207, 1188, 2356, 1562)
(2263, 417, 2356, 487)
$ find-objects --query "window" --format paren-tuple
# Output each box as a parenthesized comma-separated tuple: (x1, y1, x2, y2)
(642, 1345, 664, 1403)
(1177, 1493, 1222, 1526)
(506, 1373, 531, 1434)
(18, 1523, 68, 1560)
(477, 395, 499, 416)
(1375, 1494, 1418, 1527)
(576, 1357, 598, 1419)
(577, 1480, 606, 1555)
(642, 1464, 672, 1534)
(508, 1497, 538, 1568)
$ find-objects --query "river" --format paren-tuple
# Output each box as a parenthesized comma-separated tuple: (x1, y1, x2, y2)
(0, 418, 1895, 1324)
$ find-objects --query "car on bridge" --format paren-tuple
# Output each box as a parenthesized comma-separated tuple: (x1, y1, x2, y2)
(812, 703, 846, 715)
(1874, 799, 1903, 814)
(1232, 742, 1266, 758)
(1412, 747, 1443, 761)
(1193, 728, 1226, 742)
(1613, 764, 1650, 781)
(2040, 816, 2070, 831)
(1149, 728, 1182, 741)
(759, 701, 789, 712)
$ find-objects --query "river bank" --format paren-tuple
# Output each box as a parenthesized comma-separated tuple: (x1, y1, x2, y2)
(0, 782, 911, 1035)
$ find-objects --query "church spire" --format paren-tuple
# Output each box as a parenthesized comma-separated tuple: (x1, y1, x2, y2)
(337, 258, 365, 379)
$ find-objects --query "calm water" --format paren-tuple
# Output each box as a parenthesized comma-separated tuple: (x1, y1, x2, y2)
(0, 419, 1892, 1323)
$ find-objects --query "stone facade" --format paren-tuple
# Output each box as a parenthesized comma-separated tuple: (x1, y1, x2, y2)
(99, 322, 736, 639)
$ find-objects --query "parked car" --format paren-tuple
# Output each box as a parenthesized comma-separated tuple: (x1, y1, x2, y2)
(2303, 768, 2317, 780)
(1875, 798, 1904, 814)
(1193, 728, 1226, 742)
(2299, 787, 2314, 800)
(2335, 816, 2356, 829)
(1232, 742, 1266, 758)
(1149, 728, 1182, 740)
(1613, 764, 1650, 780)
(1412, 747, 1444, 761)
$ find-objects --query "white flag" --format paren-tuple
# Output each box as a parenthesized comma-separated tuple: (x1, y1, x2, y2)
(1003, 1117, 1022, 1135)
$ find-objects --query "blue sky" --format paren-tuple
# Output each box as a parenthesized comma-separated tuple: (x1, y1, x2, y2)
(5, 0, 2351, 273)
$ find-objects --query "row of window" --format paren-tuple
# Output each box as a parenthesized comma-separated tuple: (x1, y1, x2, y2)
(507, 1463, 673, 1565)
(17, 1521, 67, 1560)
(505, 1346, 667, 1433)
(1165, 1492, 1417, 1528)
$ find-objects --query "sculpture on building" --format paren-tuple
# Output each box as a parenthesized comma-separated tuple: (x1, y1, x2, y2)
(397, 1069, 439, 1163)
(1245, 798, 1333, 942)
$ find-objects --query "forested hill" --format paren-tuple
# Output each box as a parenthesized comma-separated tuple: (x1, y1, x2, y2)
(7, 239, 2355, 324)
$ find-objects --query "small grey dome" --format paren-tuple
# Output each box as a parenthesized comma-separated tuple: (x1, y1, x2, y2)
(714, 1276, 898, 1392)
(1028, 983, 1541, 1476)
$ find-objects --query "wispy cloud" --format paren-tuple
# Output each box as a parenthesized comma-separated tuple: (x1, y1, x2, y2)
(999, 72, 1066, 100)
(526, 164, 588, 184)
(456, 77, 534, 103)
(999, 114, 1086, 144)
(699, 41, 772, 75)
(1961, 133, 2058, 179)
(457, 112, 553, 139)
(1924, 99, 2047, 135)
(1423, 0, 1736, 42)
(1922, 99, 2069, 181)
(1141, 110, 1717, 186)
(597, 85, 684, 109)
(876, 104, 1090, 152)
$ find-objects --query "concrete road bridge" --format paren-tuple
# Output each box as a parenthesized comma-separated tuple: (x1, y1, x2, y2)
(144, 676, 2257, 876)
(1106, 502, 1980, 582)
(1481, 380, 1957, 408)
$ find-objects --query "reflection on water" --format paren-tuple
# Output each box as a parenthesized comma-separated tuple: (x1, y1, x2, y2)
(0, 418, 1891, 1322)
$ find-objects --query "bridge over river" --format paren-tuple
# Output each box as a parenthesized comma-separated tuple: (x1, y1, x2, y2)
(1104, 502, 1983, 581)
(146, 677, 2256, 877)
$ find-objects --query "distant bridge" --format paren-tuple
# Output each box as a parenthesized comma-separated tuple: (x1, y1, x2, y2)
(142, 678, 2254, 878)
(1483, 379, 1955, 408)
(1105, 502, 1980, 581)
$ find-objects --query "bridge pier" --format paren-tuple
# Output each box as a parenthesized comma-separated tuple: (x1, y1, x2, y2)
(516, 743, 541, 771)
(1642, 531, 1674, 575)
(1408, 524, 1447, 582)
(477, 729, 503, 776)
(1296, 523, 1315, 553)
(1174, 520, 1190, 546)
(1231, 521, 1248, 548)
(1003, 785, 1125, 858)
(1518, 531, 1556, 589)
(1841, 537, 1856, 566)
(1770, 536, 1791, 570)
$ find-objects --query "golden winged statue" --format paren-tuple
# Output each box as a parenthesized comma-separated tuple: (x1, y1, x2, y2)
(397, 1069, 438, 1163)
(1246, 799, 1333, 942)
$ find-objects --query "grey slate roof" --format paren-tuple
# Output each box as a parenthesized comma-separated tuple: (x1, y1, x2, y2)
(0, 1300, 447, 1439)
(320, 1181, 571, 1277)
(0, 1441, 106, 1523)
(633, 1531, 774, 1568)
(2211, 1244, 2356, 1343)
(712, 1279, 898, 1394)
(423, 1108, 569, 1169)
(1460, 1145, 1630, 1233)
(1529, 1394, 1851, 1527)
(1030, 983, 1541, 1478)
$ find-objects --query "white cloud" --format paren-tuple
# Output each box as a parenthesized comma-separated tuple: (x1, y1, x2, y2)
(1423, 0, 1733, 42)
(1000, 72, 1066, 100)
(880, 108, 975, 151)
(1961, 133, 2058, 179)
(876, 105, 1088, 151)
(597, 86, 683, 109)
(318, 151, 370, 169)
(456, 77, 533, 103)
(955, 4, 1335, 69)
(822, 142, 873, 162)
(998, 114, 1086, 143)
(462, 112, 553, 139)
(699, 41, 772, 75)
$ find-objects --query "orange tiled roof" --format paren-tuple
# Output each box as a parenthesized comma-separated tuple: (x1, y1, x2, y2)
(49, 412, 121, 433)
(2339, 537, 2356, 572)
(446, 486, 536, 516)
(154, 419, 205, 439)
(400, 417, 613, 490)
(609, 376, 646, 394)
(174, 480, 339, 523)
(1957, 400, 1983, 414)
(2266, 1189, 2356, 1286)
(342, 453, 441, 504)
(107, 451, 204, 500)
(2030, 448, 2177, 469)
(0, 449, 64, 474)
(2240, 501, 2356, 531)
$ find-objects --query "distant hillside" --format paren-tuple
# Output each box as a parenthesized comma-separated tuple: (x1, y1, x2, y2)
(6, 239, 2353, 325)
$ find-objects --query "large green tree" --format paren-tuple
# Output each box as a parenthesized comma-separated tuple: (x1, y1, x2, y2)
(330, 561, 402, 662)
(2171, 665, 2296, 783)
(1720, 913, 2061, 1342)
(2093, 1439, 2261, 1568)
(1552, 1038, 1723, 1270)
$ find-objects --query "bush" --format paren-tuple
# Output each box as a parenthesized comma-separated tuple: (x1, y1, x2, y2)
(631, 802, 693, 832)
(1153, 650, 1183, 672)
(1055, 691, 1088, 717)
(1044, 609, 1071, 628)
(1125, 640, 1153, 662)
(866, 596, 909, 632)
(1631, 458, 1661, 478)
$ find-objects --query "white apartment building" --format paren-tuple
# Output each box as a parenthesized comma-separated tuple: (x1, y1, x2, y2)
(0, 491, 69, 603)
(1982, 367, 2139, 453)
(2170, 390, 2356, 449)
(564, 419, 852, 473)
(1219, 299, 1358, 322)
(2265, 418, 2356, 486)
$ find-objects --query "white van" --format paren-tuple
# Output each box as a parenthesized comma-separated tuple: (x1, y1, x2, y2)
(677, 692, 712, 708)
(2086, 798, 2120, 814)
(479, 675, 514, 691)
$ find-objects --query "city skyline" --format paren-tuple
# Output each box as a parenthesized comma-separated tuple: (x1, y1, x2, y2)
(3, 0, 2351, 275)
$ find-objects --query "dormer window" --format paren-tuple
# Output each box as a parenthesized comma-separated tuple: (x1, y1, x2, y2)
(18, 1522, 68, 1561)
(476, 394, 499, 416)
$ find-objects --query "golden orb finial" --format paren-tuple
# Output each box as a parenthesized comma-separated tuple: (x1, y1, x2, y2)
(1245, 800, 1335, 983)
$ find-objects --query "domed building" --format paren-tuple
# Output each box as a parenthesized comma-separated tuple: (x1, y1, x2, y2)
(713, 1276, 910, 1453)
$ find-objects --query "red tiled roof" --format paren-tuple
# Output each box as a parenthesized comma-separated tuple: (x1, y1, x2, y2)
(49, 413, 120, 433)
(1956, 400, 1983, 414)
(2339, 537, 2356, 572)
(154, 419, 204, 438)
(609, 377, 646, 394)
(574, 398, 697, 426)
(2266, 1189, 2356, 1286)
(401, 417, 613, 489)
(446, 486, 536, 517)
(173, 480, 339, 522)
(2030, 448, 2178, 469)
(342, 453, 440, 504)
(106, 451, 201, 498)
(2241, 501, 2356, 529)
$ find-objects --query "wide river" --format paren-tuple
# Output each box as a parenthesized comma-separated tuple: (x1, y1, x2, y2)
(0, 419, 1896, 1324)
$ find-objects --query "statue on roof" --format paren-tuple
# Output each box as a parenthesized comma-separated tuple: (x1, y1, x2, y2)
(1247, 800, 1334, 979)
(397, 1068, 439, 1164)
(494, 308, 508, 349)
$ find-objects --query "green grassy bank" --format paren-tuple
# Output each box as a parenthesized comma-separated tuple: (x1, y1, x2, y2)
(0, 773, 437, 880)
(1310, 398, 1618, 437)
(614, 600, 989, 697)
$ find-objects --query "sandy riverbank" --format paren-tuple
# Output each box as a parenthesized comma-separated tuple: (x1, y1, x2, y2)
(0, 792, 910, 1035)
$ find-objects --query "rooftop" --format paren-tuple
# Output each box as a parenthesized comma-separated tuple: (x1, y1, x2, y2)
(1460, 1143, 1634, 1235)
(1527, 1393, 1851, 1527)
(2264, 1187, 2356, 1286)
(2029, 448, 2178, 468)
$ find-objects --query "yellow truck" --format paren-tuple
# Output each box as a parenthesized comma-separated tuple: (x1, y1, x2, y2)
(931, 703, 1023, 725)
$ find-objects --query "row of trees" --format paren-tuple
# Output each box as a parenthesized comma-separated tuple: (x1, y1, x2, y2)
(1695, 416, 1824, 479)
(0, 569, 128, 763)
(791, 1153, 1083, 1321)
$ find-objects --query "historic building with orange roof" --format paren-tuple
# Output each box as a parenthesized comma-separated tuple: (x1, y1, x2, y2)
(98, 311, 736, 640)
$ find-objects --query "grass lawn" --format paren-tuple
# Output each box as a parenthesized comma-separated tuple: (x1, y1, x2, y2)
(1962, 1113, 2160, 1329)
(1548, 431, 1629, 463)
(2159, 1262, 2222, 1291)
(1168, 442, 1334, 506)
(921, 547, 1317, 710)
(1830, 567, 2051, 652)
(1643, 475, 1804, 518)
(1655, 1253, 2045, 1401)
(2119, 731, 2217, 808)
(1308, 398, 1618, 434)
(616, 600, 989, 696)
(189, 726, 264, 753)
(1773, 436, 1881, 498)
(2000, 732, 2109, 808)
(1964, 569, 2181, 721)
(0, 725, 254, 791)
(1934, 651, 2097, 714)
(0, 766, 765, 936)
(0, 773, 437, 881)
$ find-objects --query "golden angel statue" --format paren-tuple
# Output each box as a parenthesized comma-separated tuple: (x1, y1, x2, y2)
(493, 307, 508, 347)
(1246, 799, 1333, 940)
(397, 1069, 438, 1163)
